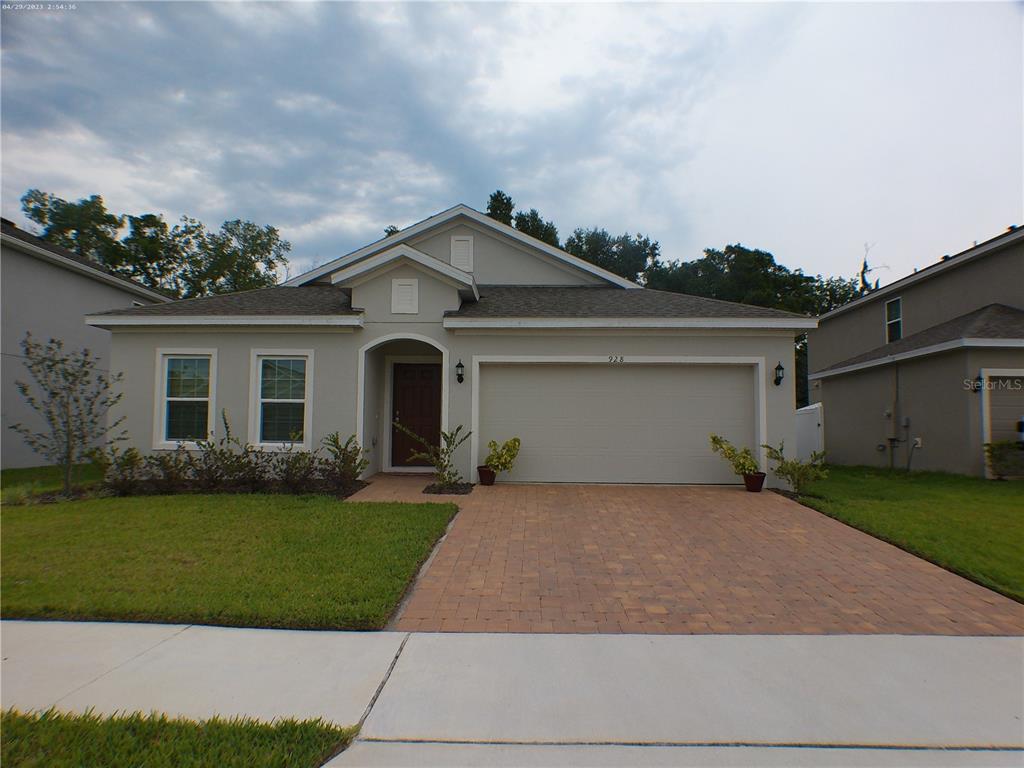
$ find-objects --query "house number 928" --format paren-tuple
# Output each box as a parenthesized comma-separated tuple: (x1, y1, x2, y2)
(608, 355, 625, 363)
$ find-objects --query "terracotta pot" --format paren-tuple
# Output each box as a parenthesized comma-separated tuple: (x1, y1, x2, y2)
(743, 472, 766, 493)
(477, 466, 496, 486)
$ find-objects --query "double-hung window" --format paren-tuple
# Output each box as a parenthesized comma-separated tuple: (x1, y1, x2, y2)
(250, 350, 313, 448)
(157, 350, 216, 447)
(885, 298, 902, 343)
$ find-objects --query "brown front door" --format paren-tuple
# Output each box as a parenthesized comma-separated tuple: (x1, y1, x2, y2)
(391, 363, 442, 467)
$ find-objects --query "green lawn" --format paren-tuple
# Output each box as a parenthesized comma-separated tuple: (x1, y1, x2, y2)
(1, 463, 102, 502)
(802, 466, 1024, 602)
(1, 495, 456, 629)
(1, 710, 355, 768)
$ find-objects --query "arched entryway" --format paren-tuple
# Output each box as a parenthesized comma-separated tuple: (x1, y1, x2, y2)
(356, 334, 449, 474)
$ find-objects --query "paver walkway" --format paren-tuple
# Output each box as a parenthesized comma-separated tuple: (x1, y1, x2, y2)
(351, 475, 1024, 635)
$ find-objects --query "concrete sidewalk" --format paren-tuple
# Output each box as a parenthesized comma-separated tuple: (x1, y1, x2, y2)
(0, 620, 404, 725)
(357, 633, 1023, 748)
(3, 621, 1022, 767)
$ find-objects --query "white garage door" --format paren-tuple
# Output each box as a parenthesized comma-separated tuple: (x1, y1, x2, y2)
(478, 363, 757, 484)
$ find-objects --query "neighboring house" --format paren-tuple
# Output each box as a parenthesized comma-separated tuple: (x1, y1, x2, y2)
(808, 227, 1024, 477)
(86, 205, 815, 486)
(1, 220, 171, 468)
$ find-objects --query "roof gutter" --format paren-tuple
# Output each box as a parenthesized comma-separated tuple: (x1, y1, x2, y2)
(443, 316, 818, 330)
(3, 234, 172, 303)
(85, 314, 364, 328)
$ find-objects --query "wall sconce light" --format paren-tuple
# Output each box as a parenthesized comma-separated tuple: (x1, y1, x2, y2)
(456, 359, 465, 384)
(773, 361, 785, 387)
(972, 374, 983, 394)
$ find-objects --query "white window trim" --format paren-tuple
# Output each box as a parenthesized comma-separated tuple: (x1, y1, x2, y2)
(153, 348, 218, 450)
(248, 349, 315, 451)
(468, 355, 768, 484)
(391, 278, 419, 314)
(885, 297, 902, 344)
(450, 235, 474, 271)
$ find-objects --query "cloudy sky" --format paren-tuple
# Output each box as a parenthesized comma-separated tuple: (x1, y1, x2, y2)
(1, 1, 1020, 284)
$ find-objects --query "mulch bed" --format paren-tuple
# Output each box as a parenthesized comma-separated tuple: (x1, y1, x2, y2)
(423, 482, 474, 495)
(8, 482, 369, 506)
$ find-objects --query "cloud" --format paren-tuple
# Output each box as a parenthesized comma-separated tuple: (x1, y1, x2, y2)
(1, 2, 1019, 282)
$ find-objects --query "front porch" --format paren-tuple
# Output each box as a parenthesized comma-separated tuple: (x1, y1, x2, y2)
(359, 336, 447, 475)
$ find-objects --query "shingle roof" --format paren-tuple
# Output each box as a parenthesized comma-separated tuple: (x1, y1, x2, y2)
(1, 220, 171, 301)
(446, 285, 808, 319)
(817, 304, 1024, 373)
(89, 284, 356, 316)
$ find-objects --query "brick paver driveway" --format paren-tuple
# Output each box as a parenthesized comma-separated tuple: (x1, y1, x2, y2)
(352, 476, 1024, 635)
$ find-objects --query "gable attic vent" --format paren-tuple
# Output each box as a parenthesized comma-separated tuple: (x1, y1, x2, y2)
(391, 278, 419, 314)
(451, 236, 473, 271)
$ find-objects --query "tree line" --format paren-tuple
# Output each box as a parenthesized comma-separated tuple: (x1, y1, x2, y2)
(19, 190, 289, 299)
(480, 189, 861, 317)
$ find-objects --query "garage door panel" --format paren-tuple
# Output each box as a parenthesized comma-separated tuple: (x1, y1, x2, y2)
(478, 364, 756, 484)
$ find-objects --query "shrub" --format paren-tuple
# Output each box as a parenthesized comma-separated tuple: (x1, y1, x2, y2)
(484, 437, 521, 474)
(984, 441, 1024, 480)
(2, 486, 32, 506)
(191, 412, 273, 492)
(762, 442, 828, 494)
(93, 445, 145, 496)
(709, 434, 760, 476)
(393, 421, 471, 488)
(320, 433, 369, 494)
(144, 446, 192, 494)
(275, 445, 322, 494)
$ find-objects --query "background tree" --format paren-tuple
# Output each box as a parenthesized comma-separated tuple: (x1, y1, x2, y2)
(485, 190, 515, 226)
(9, 334, 125, 495)
(565, 228, 661, 282)
(644, 244, 859, 405)
(512, 208, 559, 247)
(383, 225, 400, 237)
(109, 214, 184, 294)
(21, 189, 124, 264)
(20, 189, 289, 299)
(180, 219, 290, 297)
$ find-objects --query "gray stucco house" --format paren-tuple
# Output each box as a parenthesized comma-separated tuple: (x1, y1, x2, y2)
(86, 205, 815, 486)
(808, 226, 1024, 477)
(1, 220, 170, 468)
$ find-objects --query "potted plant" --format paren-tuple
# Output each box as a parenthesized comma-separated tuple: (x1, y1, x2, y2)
(709, 434, 765, 492)
(478, 437, 521, 486)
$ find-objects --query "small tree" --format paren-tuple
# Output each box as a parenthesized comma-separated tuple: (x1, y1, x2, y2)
(10, 333, 125, 495)
(393, 421, 471, 488)
(762, 442, 828, 494)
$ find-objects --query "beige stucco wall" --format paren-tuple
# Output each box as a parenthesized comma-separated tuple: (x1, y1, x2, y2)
(108, 322, 798, 486)
(809, 243, 1024, 373)
(409, 220, 605, 286)
(108, 329, 360, 456)
(351, 263, 462, 323)
(1, 244, 161, 468)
